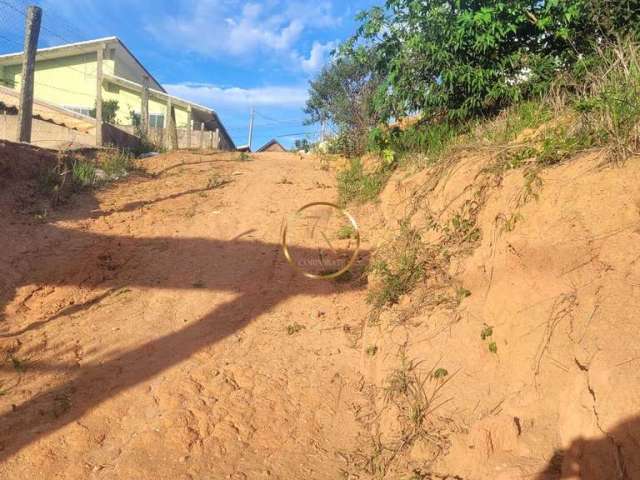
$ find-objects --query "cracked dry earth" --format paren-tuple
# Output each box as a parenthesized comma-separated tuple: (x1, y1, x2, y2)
(0, 151, 371, 479)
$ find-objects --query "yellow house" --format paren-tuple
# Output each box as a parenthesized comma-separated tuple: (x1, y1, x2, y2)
(0, 37, 234, 149)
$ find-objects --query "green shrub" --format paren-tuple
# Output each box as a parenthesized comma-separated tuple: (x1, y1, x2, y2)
(368, 120, 465, 168)
(90, 99, 119, 124)
(71, 160, 97, 190)
(337, 157, 392, 205)
(337, 224, 356, 239)
(101, 150, 134, 177)
(237, 151, 253, 162)
(573, 42, 640, 162)
(368, 223, 427, 308)
(350, 0, 640, 123)
(484, 101, 553, 144)
(132, 136, 165, 156)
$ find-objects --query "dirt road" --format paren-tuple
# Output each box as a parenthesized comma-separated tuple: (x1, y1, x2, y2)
(0, 151, 371, 479)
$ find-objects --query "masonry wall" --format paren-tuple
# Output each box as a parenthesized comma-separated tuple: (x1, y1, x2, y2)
(0, 112, 96, 149)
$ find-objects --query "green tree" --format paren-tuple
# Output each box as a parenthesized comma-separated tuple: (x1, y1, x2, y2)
(305, 53, 382, 155)
(347, 0, 640, 122)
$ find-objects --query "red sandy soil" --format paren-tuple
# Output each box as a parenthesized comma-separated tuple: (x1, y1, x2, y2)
(1, 141, 640, 480)
(0, 147, 372, 479)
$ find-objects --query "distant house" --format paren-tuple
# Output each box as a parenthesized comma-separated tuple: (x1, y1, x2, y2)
(0, 37, 234, 149)
(256, 139, 286, 153)
(236, 144, 251, 153)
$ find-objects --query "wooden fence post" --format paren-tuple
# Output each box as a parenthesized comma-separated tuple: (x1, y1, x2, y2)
(186, 106, 192, 149)
(199, 122, 204, 149)
(214, 128, 220, 150)
(166, 97, 178, 150)
(95, 44, 104, 146)
(141, 75, 149, 136)
(16, 5, 42, 143)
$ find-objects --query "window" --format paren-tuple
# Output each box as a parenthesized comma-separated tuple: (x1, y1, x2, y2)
(127, 113, 165, 128)
(129, 111, 141, 127)
(64, 106, 94, 117)
(150, 114, 165, 129)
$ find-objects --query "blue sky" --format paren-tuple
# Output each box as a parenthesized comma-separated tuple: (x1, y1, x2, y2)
(0, 0, 379, 148)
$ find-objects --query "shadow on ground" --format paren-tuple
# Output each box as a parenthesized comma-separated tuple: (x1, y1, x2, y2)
(0, 152, 368, 462)
(535, 415, 640, 479)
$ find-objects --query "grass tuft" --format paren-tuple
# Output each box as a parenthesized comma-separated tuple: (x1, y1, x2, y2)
(367, 222, 427, 308)
(337, 157, 392, 205)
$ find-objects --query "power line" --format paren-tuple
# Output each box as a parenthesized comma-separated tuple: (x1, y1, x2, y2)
(275, 131, 320, 138)
(0, 0, 86, 44)
(254, 109, 306, 126)
(0, 0, 101, 82)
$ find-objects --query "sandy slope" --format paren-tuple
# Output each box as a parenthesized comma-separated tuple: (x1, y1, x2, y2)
(366, 151, 640, 479)
(0, 149, 371, 479)
(1, 143, 639, 480)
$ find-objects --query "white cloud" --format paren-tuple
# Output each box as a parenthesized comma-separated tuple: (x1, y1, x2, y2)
(295, 40, 337, 74)
(146, 0, 340, 72)
(164, 83, 309, 109)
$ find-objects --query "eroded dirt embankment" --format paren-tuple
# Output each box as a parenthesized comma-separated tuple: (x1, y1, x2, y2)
(0, 140, 639, 480)
(354, 150, 640, 479)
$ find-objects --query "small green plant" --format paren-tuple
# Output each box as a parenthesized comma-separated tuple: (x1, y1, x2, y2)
(337, 157, 391, 205)
(456, 287, 471, 303)
(520, 167, 544, 205)
(370, 121, 465, 167)
(132, 134, 165, 156)
(10, 357, 25, 372)
(433, 368, 448, 379)
(337, 224, 356, 240)
(90, 99, 119, 124)
(101, 150, 134, 178)
(71, 159, 97, 190)
(287, 323, 305, 335)
(237, 151, 253, 162)
(488, 342, 498, 354)
(384, 354, 455, 442)
(207, 174, 231, 189)
(366, 345, 378, 356)
(498, 213, 523, 233)
(37, 167, 61, 195)
(481, 325, 494, 340)
(444, 207, 481, 245)
(381, 148, 396, 168)
(484, 101, 552, 144)
(367, 223, 427, 308)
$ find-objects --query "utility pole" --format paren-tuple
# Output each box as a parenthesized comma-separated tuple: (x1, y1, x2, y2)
(247, 107, 255, 151)
(16, 5, 42, 143)
(95, 43, 104, 146)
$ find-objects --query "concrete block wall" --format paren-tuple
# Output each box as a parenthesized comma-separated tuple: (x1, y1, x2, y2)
(0, 112, 96, 149)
